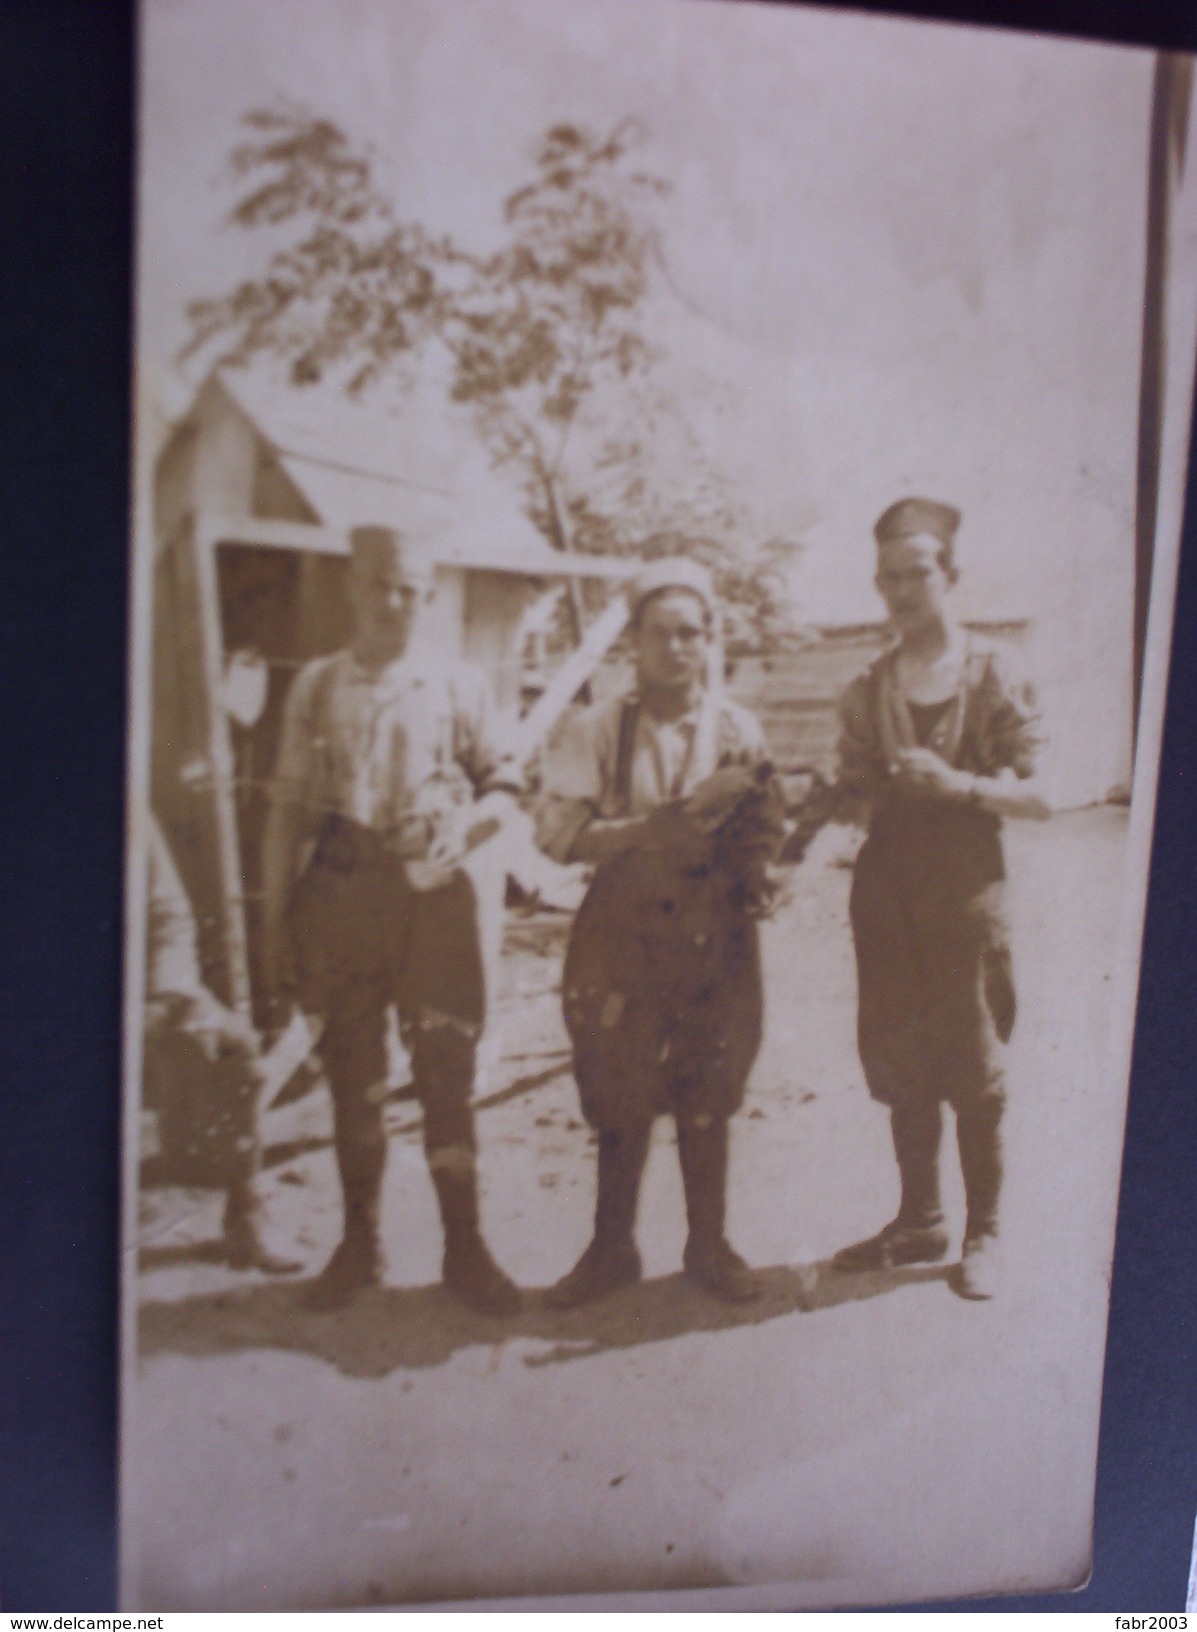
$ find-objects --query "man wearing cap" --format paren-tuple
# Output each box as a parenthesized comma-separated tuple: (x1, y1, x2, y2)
(261, 524, 523, 1314)
(536, 558, 786, 1307)
(832, 497, 1049, 1300)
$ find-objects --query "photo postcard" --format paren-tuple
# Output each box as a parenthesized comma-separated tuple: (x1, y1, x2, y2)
(120, 0, 1197, 1609)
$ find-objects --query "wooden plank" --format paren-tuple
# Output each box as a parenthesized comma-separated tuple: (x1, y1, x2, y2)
(195, 510, 636, 579)
(509, 594, 630, 766)
(196, 512, 350, 558)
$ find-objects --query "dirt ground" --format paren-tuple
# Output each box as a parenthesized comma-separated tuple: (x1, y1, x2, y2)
(126, 807, 1132, 1610)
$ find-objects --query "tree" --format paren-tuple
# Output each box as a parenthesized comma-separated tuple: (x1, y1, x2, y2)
(181, 106, 443, 390)
(182, 106, 805, 649)
(438, 122, 664, 552)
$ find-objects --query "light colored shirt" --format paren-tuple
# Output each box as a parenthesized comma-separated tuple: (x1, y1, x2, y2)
(536, 688, 768, 863)
(272, 650, 520, 835)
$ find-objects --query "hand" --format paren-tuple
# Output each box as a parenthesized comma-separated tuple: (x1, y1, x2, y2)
(180, 990, 260, 1069)
(403, 791, 516, 890)
(404, 859, 462, 892)
(391, 810, 436, 861)
(403, 820, 467, 891)
(891, 748, 974, 802)
(681, 765, 757, 833)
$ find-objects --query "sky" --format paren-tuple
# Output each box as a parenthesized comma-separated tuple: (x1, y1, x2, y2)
(139, 0, 1155, 649)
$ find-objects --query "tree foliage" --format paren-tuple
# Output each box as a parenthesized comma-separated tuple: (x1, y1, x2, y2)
(437, 121, 664, 555)
(182, 106, 805, 649)
(182, 107, 443, 392)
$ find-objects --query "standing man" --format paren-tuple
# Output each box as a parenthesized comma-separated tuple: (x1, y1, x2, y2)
(261, 525, 522, 1315)
(144, 813, 298, 1273)
(833, 498, 1048, 1300)
(536, 559, 786, 1307)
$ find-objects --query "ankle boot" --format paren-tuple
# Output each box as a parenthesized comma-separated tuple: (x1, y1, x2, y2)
(304, 1123, 386, 1311)
(678, 1119, 759, 1303)
(430, 1152, 521, 1317)
(545, 1125, 649, 1309)
(834, 1099, 948, 1271)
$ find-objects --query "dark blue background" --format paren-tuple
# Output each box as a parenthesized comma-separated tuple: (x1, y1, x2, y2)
(1, 0, 1194, 1609)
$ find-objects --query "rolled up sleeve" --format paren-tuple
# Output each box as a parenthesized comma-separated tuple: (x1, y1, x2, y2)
(981, 650, 1044, 779)
(534, 704, 612, 863)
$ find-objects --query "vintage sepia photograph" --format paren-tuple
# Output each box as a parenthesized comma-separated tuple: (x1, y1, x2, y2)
(122, 0, 1197, 1610)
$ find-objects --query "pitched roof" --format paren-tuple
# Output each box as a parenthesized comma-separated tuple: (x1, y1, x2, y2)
(209, 367, 628, 578)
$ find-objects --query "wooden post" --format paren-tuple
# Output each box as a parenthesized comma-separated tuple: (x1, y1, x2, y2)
(190, 514, 254, 1019)
(1135, 53, 1194, 751)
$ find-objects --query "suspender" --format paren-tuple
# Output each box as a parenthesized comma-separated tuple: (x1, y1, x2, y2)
(611, 693, 737, 815)
(613, 698, 640, 816)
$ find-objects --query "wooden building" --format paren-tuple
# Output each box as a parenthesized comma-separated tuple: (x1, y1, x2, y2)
(150, 369, 628, 1022)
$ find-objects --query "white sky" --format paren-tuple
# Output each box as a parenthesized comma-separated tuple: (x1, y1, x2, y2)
(139, 0, 1154, 630)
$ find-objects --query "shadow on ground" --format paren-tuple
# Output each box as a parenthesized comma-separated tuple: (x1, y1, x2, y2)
(137, 1258, 950, 1379)
(139, 1239, 240, 1271)
(139, 1056, 574, 1191)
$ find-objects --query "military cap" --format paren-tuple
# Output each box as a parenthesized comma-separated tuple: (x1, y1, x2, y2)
(627, 556, 716, 623)
(873, 497, 962, 548)
(349, 523, 436, 583)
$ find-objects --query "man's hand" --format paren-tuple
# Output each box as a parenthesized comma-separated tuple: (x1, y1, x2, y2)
(890, 747, 974, 802)
(404, 790, 518, 891)
(179, 990, 261, 1070)
(680, 764, 758, 833)
(406, 833, 467, 891)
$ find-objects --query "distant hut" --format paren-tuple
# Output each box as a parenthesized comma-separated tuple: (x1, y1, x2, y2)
(150, 369, 628, 1022)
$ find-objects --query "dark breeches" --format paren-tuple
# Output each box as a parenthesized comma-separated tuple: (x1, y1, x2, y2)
(563, 855, 764, 1134)
(287, 820, 486, 1163)
(849, 822, 1014, 1117)
(850, 805, 1014, 1240)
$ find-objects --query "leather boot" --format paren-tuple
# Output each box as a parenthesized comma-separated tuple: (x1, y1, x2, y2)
(834, 1099, 948, 1271)
(304, 1120, 386, 1311)
(430, 1152, 521, 1317)
(678, 1118, 759, 1303)
(545, 1125, 650, 1309)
